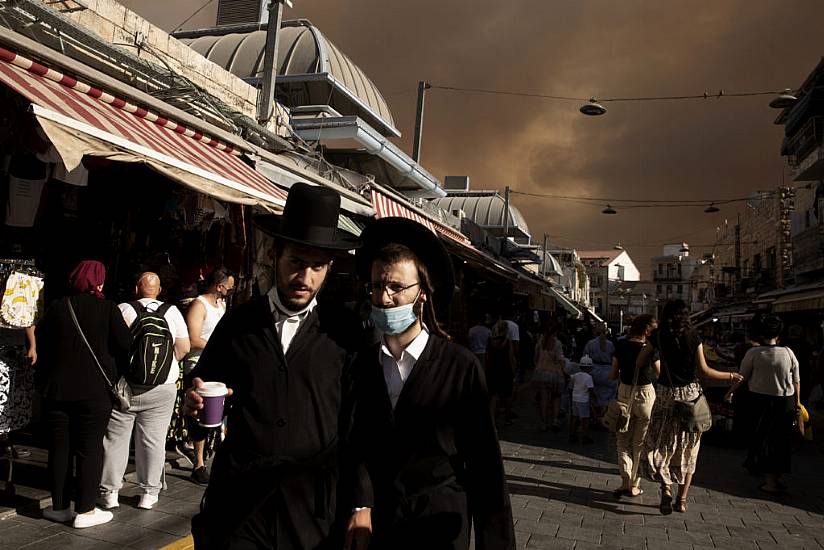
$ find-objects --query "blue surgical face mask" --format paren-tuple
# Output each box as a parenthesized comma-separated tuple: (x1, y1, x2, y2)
(370, 293, 420, 335)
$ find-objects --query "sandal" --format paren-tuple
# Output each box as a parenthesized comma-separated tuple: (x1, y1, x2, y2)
(674, 497, 687, 513)
(759, 483, 786, 494)
(659, 491, 673, 515)
(627, 488, 644, 498)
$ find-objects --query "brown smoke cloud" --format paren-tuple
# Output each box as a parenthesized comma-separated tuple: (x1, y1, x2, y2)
(124, 0, 824, 276)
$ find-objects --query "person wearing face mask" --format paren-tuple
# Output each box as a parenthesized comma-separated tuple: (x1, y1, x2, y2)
(183, 267, 234, 485)
(344, 217, 515, 550)
(182, 183, 366, 550)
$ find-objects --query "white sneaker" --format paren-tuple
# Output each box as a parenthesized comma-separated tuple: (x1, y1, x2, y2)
(73, 508, 113, 529)
(137, 494, 159, 510)
(97, 491, 119, 509)
(42, 507, 76, 523)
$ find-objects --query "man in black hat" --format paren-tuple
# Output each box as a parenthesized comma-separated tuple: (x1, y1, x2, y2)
(184, 182, 363, 549)
(345, 217, 515, 549)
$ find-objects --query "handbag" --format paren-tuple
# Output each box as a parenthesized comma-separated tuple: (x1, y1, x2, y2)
(67, 297, 131, 412)
(661, 351, 712, 433)
(602, 344, 644, 433)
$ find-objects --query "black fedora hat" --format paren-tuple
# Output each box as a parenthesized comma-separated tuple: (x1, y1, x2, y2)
(357, 217, 455, 310)
(255, 182, 361, 250)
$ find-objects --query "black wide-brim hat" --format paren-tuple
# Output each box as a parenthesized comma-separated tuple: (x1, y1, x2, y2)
(255, 182, 361, 250)
(357, 217, 455, 310)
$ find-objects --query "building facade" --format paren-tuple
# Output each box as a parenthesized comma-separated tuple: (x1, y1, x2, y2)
(651, 243, 699, 311)
(578, 249, 640, 325)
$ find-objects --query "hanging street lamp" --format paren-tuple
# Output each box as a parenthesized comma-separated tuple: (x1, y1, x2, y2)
(580, 98, 607, 116)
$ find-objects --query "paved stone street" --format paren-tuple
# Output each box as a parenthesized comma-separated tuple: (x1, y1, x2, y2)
(495, 401, 824, 550)
(2, 403, 823, 549)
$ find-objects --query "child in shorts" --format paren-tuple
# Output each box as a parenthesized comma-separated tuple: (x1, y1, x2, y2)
(569, 357, 595, 444)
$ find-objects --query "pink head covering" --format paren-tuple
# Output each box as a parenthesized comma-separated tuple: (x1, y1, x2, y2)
(68, 260, 106, 298)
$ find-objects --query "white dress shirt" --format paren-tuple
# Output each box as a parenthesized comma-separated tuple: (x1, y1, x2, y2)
(379, 328, 429, 409)
(267, 287, 317, 353)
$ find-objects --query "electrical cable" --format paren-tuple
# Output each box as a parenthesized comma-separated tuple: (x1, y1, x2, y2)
(173, 0, 215, 33)
(509, 189, 774, 204)
(429, 84, 790, 104)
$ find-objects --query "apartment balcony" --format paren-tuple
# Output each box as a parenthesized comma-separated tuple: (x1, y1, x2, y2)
(785, 116, 824, 181)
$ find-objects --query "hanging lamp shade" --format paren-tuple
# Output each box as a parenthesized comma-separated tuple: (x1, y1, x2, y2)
(704, 204, 720, 213)
(602, 204, 617, 214)
(769, 89, 798, 109)
(580, 98, 607, 116)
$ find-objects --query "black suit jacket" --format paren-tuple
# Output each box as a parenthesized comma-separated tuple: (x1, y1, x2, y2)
(35, 293, 131, 402)
(190, 296, 360, 550)
(350, 334, 515, 550)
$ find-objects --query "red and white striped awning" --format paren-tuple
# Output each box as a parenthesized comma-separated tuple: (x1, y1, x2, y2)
(370, 188, 472, 246)
(0, 46, 287, 208)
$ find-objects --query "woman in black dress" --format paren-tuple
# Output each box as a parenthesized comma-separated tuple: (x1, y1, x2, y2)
(346, 218, 515, 550)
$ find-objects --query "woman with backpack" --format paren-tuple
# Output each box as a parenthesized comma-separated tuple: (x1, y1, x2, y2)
(35, 260, 131, 528)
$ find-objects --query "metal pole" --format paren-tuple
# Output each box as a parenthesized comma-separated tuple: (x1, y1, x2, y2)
(257, 1, 285, 124)
(541, 233, 548, 278)
(412, 81, 431, 163)
(503, 186, 511, 235)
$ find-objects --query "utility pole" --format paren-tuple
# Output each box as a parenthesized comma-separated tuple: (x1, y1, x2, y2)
(412, 81, 431, 163)
(257, 0, 290, 124)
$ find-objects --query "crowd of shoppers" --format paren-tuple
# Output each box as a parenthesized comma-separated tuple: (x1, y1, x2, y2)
(1, 184, 819, 546)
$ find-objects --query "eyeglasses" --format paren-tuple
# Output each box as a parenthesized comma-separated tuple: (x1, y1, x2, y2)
(366, 281, 419, 297)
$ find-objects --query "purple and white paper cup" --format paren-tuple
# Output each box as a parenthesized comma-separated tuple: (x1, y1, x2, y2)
(196, 382, 228, 428)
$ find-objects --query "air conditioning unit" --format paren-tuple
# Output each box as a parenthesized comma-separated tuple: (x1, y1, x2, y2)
(444, 175, 470, 191)
(217, 0, 267, 25)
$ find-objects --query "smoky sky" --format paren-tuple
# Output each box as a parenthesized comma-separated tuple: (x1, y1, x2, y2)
(122, 0, 824, 277)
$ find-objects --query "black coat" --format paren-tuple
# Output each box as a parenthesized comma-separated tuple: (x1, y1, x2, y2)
(35, 293, 131, 403)
(190, 296, 360, 550)
(350, 334, 515, 550)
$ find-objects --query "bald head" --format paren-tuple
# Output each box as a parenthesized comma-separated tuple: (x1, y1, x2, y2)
(136, 272, 161, 299)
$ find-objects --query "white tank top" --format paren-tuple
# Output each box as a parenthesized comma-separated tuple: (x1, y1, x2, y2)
(196, 295, 226, 342)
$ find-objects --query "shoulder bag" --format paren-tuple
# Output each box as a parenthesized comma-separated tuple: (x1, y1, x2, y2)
(67, 297, 131, 412)
(602, 345, 642, 433)
(661, 342, 711, 433)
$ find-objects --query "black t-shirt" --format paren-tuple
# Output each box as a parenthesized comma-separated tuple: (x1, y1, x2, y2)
(614, 338, 657, 386)
(654, 328, 702, 387)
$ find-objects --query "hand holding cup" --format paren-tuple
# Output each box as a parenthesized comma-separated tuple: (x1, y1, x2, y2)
(184, 377, 233, 426)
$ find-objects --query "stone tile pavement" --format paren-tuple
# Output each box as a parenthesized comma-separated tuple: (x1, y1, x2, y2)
(0, 460, 203, 549)
(2, 403, 823, 549)
(495, 400, 824, 550)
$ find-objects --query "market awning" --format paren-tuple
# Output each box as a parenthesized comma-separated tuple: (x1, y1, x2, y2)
(548, 287, 582, 318)
(772, 288, 824, 313)
(370, 188, 472, 246)
(585, 307, 605, 325)
(0, 46, 287, 208)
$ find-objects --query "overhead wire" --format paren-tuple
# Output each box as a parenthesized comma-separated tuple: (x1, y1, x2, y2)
(173, 0, 215, 33)
(429, 84, 790, 104)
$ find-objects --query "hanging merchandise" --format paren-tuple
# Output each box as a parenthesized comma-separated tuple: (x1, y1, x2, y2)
(0, 346, 34, 435)
(0, 271, 44, 328)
